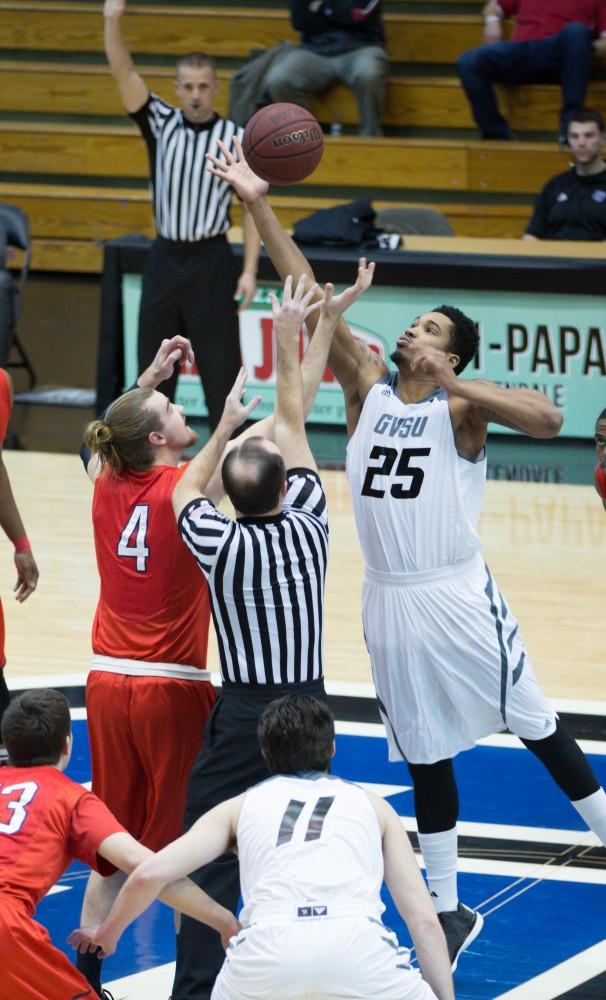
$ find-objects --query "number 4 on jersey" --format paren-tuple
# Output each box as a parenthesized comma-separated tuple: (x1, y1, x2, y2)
(117, 505, 150, 572)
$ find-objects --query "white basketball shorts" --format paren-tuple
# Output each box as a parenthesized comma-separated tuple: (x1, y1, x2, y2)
(211, 914, 437, 1000)
(363, 553, 557, 764)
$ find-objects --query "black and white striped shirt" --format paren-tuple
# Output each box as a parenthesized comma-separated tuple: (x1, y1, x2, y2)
(131, 95, 242, 242)
(179, 470, 329, 685)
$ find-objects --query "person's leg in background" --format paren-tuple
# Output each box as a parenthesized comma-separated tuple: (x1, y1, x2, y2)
(0, 601, 9, 765)
(457, 40, 539, 139)
(522, 719, 606, 845)
(180, 238, 242, 431)
(334, 46, 388, 136)
(554, 23, 593, 137)
(264, 47, 336, 112)
(136, 240, 184, 401)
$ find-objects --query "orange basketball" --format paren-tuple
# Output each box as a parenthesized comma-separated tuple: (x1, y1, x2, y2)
(242, 103, 324, 185)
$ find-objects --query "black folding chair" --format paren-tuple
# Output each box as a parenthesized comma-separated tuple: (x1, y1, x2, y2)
(0, 204, 37, 388)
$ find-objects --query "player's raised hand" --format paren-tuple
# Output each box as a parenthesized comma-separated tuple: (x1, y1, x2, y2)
(104, 0, 126, 18)
(206, 136, 269, 203)
(270, 274, 321, 343)
(14, 550, 38, 603)
(320, 257, 375, 321)
(138, 335, 195, 389)
(222, 367, 261, 430)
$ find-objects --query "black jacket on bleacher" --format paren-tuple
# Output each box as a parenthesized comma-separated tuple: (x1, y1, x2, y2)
(291, 0, 385, 56)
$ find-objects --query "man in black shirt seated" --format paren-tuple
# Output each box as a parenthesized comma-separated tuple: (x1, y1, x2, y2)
(525, 108, 606, 241)
(264, 0, 388, 137)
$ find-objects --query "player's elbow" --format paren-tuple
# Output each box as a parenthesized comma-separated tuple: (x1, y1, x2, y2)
(537, 406, 563, 439)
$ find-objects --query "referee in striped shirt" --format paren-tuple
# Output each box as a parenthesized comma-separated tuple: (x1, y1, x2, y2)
(103, 0, 260, 427)
(170, 265, 374, 999)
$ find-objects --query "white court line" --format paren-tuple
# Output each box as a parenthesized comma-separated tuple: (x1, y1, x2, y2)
(450, 857, 606, 885)
(335, 719, 606, 755)
(400, 814, 602, 848)
(493, 940, 606, 999)
(105, 961, 176, 1000)
(45, 885, 70, 897)
(13, 674, 606, 718)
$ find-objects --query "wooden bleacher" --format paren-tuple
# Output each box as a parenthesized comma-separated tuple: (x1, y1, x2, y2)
(0, 0, 593, 272)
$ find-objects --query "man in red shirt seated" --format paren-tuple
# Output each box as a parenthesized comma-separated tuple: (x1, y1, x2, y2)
(0, 688, 238, 1000)
(457, 0, 606, 141)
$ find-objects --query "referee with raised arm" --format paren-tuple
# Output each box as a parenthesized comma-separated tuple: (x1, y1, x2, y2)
(103, 0, 260, 427)
(171, 264, 374, 1000)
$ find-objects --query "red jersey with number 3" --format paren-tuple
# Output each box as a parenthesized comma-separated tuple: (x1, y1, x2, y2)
(0, 765, 124, 916)
(91, 464, 210, 665)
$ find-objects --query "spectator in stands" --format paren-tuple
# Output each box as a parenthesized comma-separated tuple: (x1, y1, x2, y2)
(458, 1, 606, 142)
(264, 0, 388, 137)
(525, 108, 606, 240)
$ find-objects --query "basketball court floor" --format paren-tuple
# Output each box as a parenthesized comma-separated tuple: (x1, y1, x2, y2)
(3, 451, 606, 1000)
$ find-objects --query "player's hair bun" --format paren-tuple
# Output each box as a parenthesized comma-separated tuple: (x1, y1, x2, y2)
(83, 419, 114, 455)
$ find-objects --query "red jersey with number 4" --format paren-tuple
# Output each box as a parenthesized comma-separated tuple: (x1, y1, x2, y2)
(92, 464, 210, 666)
(0, 368, 11, 445)
(0, 765, 124, 916)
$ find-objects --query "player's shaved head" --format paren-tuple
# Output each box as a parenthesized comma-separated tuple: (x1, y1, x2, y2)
(2, 689, 71, 767)
(222, 437, 286, 516)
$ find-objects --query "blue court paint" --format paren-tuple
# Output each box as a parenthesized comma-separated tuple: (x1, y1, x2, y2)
(40, 719, 606, 996)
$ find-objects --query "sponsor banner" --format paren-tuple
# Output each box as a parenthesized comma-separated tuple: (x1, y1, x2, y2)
(122, 277, 605, 437)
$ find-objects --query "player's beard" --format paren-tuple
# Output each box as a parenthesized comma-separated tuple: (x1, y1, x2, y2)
(390, 347, 410, 367)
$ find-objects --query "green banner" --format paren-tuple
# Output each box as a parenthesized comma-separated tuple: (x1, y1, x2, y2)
(122, 276, 605, 437)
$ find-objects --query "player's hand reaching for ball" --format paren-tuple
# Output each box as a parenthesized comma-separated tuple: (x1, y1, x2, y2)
(138, 335, 195, 389)
(206, 137, 269, 203)
(320, 257, 375, 321)
(221, 367, 261, 431)
(270, 274, 321, 346)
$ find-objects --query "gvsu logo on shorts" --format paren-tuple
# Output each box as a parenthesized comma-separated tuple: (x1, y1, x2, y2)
(298, 904, 328, 917)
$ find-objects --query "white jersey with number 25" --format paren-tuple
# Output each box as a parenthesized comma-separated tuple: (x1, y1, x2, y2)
(237, 773, 384, 927)
(346, 375, 485, 574)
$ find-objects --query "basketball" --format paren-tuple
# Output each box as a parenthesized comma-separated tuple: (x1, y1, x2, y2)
(242, 103, 324, 185)
(595, 463, 606, 501)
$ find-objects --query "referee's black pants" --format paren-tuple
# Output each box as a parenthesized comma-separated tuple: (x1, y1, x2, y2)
(137, 234, 241, 430)
(171, 677, 328, 1000)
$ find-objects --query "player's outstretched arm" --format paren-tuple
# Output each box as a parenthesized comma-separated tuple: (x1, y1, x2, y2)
(0, 372, 39, 601)
(272, 274, 322, 471)
(104, 0, 149, 113)
(0, 453, 39, 602)
(70, 799, 242, 958)
(371, 795, 455, 1000)
(206, 137, 387, 419)
(172, 367, 261, 517)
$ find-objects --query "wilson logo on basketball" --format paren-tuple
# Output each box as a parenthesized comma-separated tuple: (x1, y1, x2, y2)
(272, 127, 323, 148)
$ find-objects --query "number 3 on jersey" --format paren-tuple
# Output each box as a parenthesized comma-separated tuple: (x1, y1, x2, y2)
(361, 446, 431, 499)
(0, 781, 39, 834)
(117, 505, 150, 572)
